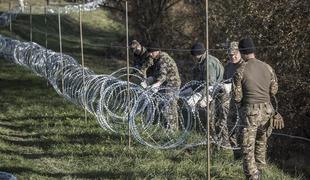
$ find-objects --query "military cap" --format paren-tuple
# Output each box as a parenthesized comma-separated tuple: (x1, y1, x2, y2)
(129, 40, 142, 55)
(229, 41, 239, 54)
(129, 40, 140, 50)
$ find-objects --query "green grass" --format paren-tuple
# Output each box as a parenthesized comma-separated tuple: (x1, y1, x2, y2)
(0, 4, 305, 180)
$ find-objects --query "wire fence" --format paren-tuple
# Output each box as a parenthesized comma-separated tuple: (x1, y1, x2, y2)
(0, 0, 309, 150)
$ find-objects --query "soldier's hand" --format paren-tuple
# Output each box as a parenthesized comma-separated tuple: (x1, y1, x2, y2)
(140, 81, 147, 88)
(187, 93, 202, 109)
(273, 112, 284, 129)
(151, 82, 161, 89)
(149, 86, 159, 93)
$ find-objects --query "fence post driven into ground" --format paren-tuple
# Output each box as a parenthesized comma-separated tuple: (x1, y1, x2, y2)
(205, 0, 211, 179)
(44, 6, 49, 86)
(9, 2, 12, 32)
(30, 5, 32, 42)
(125, 0, 131, 148)
(79, 4, 87, 122)
(58, 6, 64, 94)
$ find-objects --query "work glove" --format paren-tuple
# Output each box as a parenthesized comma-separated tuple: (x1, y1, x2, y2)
(223, 83, 232, 94)
(187, 93, 202, 109)
(148, 82, 161, 93)
(198, 96, 207, 108)
(272, 112, 284, 129)
(208, 85, 214, 92)
(187, 93, 213, 109)
(140, 81, 148, 88)
(198, 94, 213, 108)
(141, 76, 156, 89)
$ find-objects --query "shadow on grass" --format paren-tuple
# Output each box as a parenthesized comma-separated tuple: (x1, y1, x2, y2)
(0, 115, 86, 131)
(0, 115, 85, 122)
(0, 136, 59, 150)
(0, 149, 94, 160)
(0, 166, 136, 179)
(0, 78, 46, 90)
(66, 132, 117, 144)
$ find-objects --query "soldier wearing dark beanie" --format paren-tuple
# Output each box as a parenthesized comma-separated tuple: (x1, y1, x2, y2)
(190, 42, 223, 85)
(191, 42, 206, 56)
(232, 37, 280, 180)
(238, 37, 255, 55)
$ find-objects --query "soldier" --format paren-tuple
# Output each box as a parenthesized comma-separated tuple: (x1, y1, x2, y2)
(223, 42, 244, 81)
(190, 42, 224, 86)
(129, 40, 154, 78)
(187, 42, 224, 141)
(232, 37, 280, 180)
(222, 41, 244, 159)
(144, 43, 181, 130)
(185, 42, 224, 108)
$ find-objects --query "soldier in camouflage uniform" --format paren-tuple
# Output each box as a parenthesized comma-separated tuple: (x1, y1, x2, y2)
(232, 37, 278, 180)
(145, 45, 181, 130)
(222, 41, 244, 159)
(129, 40, 154, 78)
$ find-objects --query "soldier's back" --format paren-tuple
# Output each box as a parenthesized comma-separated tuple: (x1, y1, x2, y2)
(241, 58, 273, 104)
(155, 52, 181, 89)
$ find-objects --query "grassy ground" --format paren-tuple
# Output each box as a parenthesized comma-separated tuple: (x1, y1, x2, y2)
(0, 3, 305, 179)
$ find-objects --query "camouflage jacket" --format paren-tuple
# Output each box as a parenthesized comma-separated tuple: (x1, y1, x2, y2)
(192, 52, 224, 85)
(151, 52, 181, 89)
(232, 58, 278, 105)
(223, 58, 244, 81)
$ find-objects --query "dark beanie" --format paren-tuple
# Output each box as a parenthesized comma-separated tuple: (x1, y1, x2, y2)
(147, 41, 161, 53)
(191, 42, 205, 56)
(238, 37, 255, 54)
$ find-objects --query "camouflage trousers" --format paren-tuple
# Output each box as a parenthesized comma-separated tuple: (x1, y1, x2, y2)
(227, 98, 242, 160)
(215, 92, 230, 147)
(162, 88, 179, 130)
(240, 102, 274, 179)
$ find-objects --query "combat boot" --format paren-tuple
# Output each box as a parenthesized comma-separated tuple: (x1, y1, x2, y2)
(247, 170, 261, 180)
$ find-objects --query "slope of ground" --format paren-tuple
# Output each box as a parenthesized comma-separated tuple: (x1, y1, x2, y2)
(0, 3, 305, 179)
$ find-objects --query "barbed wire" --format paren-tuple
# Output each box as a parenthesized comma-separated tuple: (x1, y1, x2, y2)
(2, 34, 309, 149)
(1, 34, 245, 149)
(0, 1, 309, 150)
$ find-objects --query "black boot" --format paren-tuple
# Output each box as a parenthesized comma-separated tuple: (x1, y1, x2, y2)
(247, 170, 261, 180)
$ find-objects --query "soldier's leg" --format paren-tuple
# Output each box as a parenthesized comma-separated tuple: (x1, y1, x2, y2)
(209, 99, 217, 140)
(241, 105, 260, 179)
(217, 93, 230, 147)
(228, 101, 237, 146)
(255, 103, 273, 171)
(168, 99, 178, 130)
(228, 100, 242, 159)
(163, 90, 179, 131)
(242, 126, 259, 178)
(255, 124, 268, 172)
(234, 126, 243, 160)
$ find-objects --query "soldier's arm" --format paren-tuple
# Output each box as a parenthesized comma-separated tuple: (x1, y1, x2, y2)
(232, 66, 244, 103)
(223, 64, 228, 80)
(139, 57, 154, 78)
(208, 57, 224, 84)
(218, 61, 224, 82)
(268, 65, 278, 96)
(155, 59, 168, 84)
